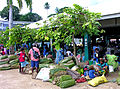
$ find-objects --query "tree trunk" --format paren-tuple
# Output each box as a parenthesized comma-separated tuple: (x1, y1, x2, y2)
(9, 4, 13, 54)
(9, 4, 13, 29)
(72, 34, 76, 56)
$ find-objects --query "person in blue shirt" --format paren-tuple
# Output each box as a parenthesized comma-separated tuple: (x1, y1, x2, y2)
(89, 65, 96, 79)
(55, 48, 64, 64)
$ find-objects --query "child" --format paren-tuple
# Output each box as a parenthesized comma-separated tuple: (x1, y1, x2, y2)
(93, 48, 100, 63)
(1, 49, 5, 55)
(18, 47, 29, 74)
(89, 65, 96, 79)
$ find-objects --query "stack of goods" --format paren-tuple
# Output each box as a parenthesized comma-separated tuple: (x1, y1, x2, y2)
(0, 55, 10, 70)
(51, 75, 76, 88)
(9, 55, 19, 69)
(39, 64, 56, 69)
(39, 58, 53, 64)
(59, 57, 76, 69)
(59, 75, 76, 88)
(50, 67, 67, 78)
(116, 72, 120, 85)
(66, 69, 80, 80)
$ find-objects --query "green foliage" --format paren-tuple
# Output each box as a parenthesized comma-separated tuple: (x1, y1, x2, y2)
(0, 30, 9, 47)
(0, 5, 20, 20)
(48, 14, 56, 18)
(44, 2, 50, 9)
(19, 12, 42, 22)
(0, 25, 37, 48)
(36, 4, 102, 50)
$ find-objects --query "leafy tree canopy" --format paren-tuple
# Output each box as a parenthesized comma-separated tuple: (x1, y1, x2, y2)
(19, 12, 42, 22)
(37, 4, 102, 50)
(44, 2, 50, 9)
(0, 5, 20, 20)
(0, 25, 37, 48)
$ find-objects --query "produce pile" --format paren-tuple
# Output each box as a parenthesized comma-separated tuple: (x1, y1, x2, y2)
(0, 55, 19, 70)
(37, 57, 87, 88)
(116, 72, 120, 85)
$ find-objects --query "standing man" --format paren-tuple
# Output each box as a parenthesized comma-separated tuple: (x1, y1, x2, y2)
(28, 44, 40, 73)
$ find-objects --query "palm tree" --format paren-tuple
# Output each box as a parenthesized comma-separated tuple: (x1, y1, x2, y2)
(7, 0, 32, 29)
(44, 2, 50, 18)
(7, 0, 32, 54)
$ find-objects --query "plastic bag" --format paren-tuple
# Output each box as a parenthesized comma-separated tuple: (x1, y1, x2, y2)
(36, 68, 50, 81)
(109, 65, 114, 72)
(88, 74, 108, 87)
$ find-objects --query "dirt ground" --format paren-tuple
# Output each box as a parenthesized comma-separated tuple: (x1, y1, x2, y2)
(0, 69, 120, 89)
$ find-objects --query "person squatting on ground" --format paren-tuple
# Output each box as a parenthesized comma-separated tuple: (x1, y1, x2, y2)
(88, 65, 96, 79)
(18, 47, 29, 74)
(28, 44, 40, 73)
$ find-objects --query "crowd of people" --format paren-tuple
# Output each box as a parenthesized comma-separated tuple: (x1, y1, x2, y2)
(0, 41, 120, 78)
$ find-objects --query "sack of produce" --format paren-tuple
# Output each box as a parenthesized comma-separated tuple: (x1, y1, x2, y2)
(0, 55, 8, 60)
(9, 55, 18, 61)
(76, 77, 86, 83)
(59, 75, 72, 82)
(71, 65, 79, 71)
(107, 54, 118, 69)
(117, 72, 120, 85)
(39, 64, 50, 69)
(10, 63, 19, 69)
(0, 66, 11, 70)
(50, 68, 66, 77)
(61, 63, 75, 69)
(116, 77, 120, 85)
(67, 69, 80, 80)
(40, 58, 53, 64)
(9, 59, 19, 65)
(0, 64, 10, 68)
(36, 68, 50, 81)
(88, 75, 108, 87)
(54, 71, 67, 77)
(0, 58, 9, 62)
(59, 57, 72, 64)
(60, 79, 75, 88)
(0, 61, 8, 65)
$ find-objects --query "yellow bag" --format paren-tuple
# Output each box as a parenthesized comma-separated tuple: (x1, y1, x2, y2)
(88, 75, 108, 87)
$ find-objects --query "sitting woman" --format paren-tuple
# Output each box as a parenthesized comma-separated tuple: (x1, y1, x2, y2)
(47, 51, 54, 60)
(89, 65, 96, 79)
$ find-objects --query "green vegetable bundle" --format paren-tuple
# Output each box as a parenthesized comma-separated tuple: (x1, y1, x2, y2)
(0, 55, 8, 60)
(59, 57, 72, 64)
(39, 64, 50, 69)
(60, 79, 75, 88)
(116, 77, 120, 85)
(50, 68, 66, 77)
(0, 61, 8, 65)
(61, 63, 75, 69)
(9, 55, 18, 61)
(9, 59, 19, 65)
(59, 75, 72, 82)
(40, 58, 53, 64)
(0, 66, 11, 70)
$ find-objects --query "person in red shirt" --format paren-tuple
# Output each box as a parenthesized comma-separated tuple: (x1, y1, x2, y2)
(18, 47, 29, 74)
(1, 49, 5, 55)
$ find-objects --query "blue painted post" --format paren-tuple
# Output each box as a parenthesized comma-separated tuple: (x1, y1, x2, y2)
(14, 42, 16, 52)
(84, 33, 91, 62)
(50, 39, 53, 52)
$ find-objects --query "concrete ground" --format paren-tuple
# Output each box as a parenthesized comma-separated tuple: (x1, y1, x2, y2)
(0, 69, 120, 89)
